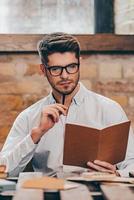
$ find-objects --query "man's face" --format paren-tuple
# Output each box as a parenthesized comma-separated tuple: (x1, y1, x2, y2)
(43, 52, 80, 95)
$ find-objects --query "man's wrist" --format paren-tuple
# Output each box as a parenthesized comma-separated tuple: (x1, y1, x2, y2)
(31, 127, 45, 144)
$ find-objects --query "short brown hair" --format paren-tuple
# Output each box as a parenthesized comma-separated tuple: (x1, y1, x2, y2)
(38, 32, 80, 65)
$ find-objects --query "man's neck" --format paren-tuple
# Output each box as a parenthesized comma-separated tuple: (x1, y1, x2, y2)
(52, 83, 80, 107)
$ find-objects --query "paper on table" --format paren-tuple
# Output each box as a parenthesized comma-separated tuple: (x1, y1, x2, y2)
(22, 176, 79, 190)
(66, 172, 134, 183)
(17, 172, 43, 189)
(63, 165, 89, 173)
(63, 121, 130, 167)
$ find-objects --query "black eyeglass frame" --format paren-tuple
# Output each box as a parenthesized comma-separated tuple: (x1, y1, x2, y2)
(44, 62, 80, 77)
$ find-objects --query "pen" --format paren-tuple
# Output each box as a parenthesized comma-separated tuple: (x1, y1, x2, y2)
(62, 94, 66, 105)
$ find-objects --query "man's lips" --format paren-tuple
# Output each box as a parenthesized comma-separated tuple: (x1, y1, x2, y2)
(59, 81, 72, 86)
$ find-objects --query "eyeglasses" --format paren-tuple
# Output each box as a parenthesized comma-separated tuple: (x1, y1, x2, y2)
(45, 63, 79, 76)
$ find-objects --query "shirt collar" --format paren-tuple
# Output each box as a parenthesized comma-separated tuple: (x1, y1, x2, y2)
(73, 82, 87, 105)
(48, 82, 87, 105)
(48, 92, 57, 104)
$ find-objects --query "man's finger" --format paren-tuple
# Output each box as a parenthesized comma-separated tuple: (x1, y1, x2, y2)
(94, 160, 116, 171)
(54, 105, 67, 116)
(45, 109, 59, 123)
(87, 161, 114, 173)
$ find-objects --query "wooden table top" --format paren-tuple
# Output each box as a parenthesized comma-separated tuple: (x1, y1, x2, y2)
(1, 172, 134, 200)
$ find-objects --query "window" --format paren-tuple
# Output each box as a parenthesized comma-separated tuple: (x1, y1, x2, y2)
(0, 0, 94, 34)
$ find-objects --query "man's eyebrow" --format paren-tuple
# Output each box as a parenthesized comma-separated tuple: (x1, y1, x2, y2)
(49, 63, 79, 67)
(47, 65, 62, 68)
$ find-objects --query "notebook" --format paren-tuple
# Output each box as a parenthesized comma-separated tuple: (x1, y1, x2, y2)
(63, 121, 130, 167)
(0, 179, 16, 192)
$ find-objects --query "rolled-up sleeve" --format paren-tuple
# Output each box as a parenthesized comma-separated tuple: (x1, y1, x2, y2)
(117, 127, 134, 177)
(0, 111, 37, 176)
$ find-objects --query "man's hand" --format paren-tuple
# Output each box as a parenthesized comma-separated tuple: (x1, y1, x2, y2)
(31, 104, 67, 143)
(87, 160, 119, 175)
(39, 104, 67, 131)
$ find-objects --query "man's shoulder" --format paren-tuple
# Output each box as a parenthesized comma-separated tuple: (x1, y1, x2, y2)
(80, 82, 118, 106)
(84, 87, 120, 108)
(85, 89, 126, 120)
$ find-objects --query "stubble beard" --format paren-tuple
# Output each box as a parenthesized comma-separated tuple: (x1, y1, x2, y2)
(47, 74, 80, 96)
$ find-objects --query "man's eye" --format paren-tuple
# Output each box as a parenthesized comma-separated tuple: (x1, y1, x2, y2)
(51, 67, 60, 71)
(68, 64, 77, 69)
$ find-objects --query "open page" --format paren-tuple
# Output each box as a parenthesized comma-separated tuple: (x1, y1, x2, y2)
(63, 121, 130, 167)
(98, 121, 130, 164)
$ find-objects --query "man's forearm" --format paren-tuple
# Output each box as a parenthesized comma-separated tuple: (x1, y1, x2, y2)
(31, 127, 46, 144)
(1, 134, 36, 175)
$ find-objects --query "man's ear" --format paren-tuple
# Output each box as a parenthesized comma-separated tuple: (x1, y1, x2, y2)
(40, 64, 46, 76)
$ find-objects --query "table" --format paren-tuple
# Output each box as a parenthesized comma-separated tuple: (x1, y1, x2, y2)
(0, 172, 134, 200)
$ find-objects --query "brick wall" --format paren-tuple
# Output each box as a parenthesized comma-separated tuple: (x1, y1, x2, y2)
(0, 53, 134, 149)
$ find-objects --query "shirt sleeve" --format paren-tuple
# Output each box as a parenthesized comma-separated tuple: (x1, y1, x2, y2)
(105, 101, 134, 177)
(116, 127, 134, 177)
(101, 99, 134, 177)
(0, 111, 37, 176)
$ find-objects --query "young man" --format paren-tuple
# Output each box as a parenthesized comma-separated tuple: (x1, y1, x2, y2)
(1, 33, 134, 177)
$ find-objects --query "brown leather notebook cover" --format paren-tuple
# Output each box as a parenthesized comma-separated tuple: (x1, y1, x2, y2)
(63, 121, 130, 167)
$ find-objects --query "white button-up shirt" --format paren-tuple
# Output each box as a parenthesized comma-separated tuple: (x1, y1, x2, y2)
(1, 82, 134, 177)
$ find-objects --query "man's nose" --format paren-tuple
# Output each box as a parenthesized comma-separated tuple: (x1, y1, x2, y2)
(60, 68, 69, 79)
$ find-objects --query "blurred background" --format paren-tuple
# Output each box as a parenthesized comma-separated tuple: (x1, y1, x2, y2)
(0, 0, 134, 149)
